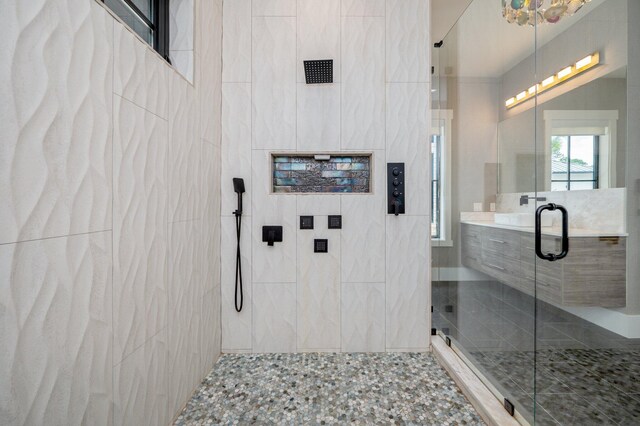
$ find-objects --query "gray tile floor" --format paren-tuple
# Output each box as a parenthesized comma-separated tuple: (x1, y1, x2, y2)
(174, 352, 485, 425)
(433, 281, 640, 425)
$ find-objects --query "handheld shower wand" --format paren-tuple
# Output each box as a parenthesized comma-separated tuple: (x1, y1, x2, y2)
(233, 178, 245, 312)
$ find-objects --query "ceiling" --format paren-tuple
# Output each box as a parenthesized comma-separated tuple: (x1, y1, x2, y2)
(433, 0, 607, 78)
(430, 0, 474, 43)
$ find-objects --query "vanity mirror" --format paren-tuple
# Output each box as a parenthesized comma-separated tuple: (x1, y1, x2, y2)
(498, 67, 627, 193)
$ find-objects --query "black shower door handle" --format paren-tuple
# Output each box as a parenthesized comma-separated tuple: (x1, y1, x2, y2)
(535, 203, 569, 262)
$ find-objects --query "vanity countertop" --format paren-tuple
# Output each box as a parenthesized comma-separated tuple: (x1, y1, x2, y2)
(461, 220, 628, 238)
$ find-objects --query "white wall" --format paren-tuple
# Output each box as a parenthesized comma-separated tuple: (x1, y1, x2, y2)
(0, 1, 223, 425)
(221, 0, 431, 353)
(432, 77, 500, 268)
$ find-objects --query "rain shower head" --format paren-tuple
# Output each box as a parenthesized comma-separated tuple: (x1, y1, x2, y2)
(303, 59, 333, 84)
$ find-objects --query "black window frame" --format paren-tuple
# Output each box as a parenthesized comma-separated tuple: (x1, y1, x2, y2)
(431, 133, 442, 240)
(102, 0, 171, 63)
(551, 135, 600, 191)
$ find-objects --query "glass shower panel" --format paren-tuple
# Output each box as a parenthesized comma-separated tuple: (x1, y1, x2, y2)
(430, 0, 537, 422)
(533, 0, 640, 424)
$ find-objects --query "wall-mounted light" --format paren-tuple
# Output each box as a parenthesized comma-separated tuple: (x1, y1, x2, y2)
(541, 76, 555, 87)
(505, 52, 600, 109)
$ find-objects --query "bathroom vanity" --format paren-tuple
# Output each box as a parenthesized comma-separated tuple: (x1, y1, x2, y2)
(461, 222, 626, 308)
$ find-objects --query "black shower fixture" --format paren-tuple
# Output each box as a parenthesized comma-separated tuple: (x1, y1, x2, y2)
(262, 226, 283, 246)
(232, 178, 245, 313)
(304, 59, 333, 84)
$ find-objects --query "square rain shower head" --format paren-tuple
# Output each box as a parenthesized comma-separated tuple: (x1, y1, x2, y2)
(304, 59, 333, 84)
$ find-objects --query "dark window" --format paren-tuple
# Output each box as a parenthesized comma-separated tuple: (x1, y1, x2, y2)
(103, 0, 170, 62)
(431, 134, 442, 239)
(551, 135, 600, 191)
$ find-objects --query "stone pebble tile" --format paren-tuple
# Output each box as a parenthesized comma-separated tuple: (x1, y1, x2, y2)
(174, 352, 485, 425)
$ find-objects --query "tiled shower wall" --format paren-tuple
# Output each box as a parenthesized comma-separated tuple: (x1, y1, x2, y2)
(221, 0, 431, 353)
(1, 1, 222, 425)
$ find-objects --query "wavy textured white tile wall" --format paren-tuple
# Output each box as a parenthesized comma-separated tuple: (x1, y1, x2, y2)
(251, 151, 297, 283)
(341, 0, 386, 16)
(341, 282, 385, 352)
(386, 0, 430, 82)
(201, 141, 221, 369)
(0, 232, 112, 426)
(221, 0, 431, 353)
(341, 151, 386, 283)
(297, 84, 341, 151)
(222, 0, 252, 82)
(253, 283, 297, 352)
(341, 17, 385, 150)
(297, 194, 341, 217)
(386, 216, 430, 350)
(168, 73, 201, 223)
(0, 1, 113, 245)
(252, 0, 297, 16)
(297, 0, 341, 83)
(114, 21, 168, 118)
(113, 96, 168, 363)
(199, 0, 223, 144)
(167, 220, 204, 416)
(114, 329, 168, 426)
(386, 83, 430, 215)
(297, 219, 341, 350)
(252, 17, 297, 150)
(221, 216, 252, 350)
(170, 0, 194, 51)
(3, 0, 223, 423)
(221, 83, 253, 216)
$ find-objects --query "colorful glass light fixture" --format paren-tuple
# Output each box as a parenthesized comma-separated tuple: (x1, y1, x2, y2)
(502, 0, 591, 26)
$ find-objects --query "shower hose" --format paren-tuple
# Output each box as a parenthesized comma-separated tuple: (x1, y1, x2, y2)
(234, 211, 243, 312)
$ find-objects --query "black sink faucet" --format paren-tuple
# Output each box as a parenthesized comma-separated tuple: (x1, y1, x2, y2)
(520, 194, 547, 206)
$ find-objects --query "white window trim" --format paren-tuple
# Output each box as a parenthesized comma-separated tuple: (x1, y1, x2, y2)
(432, 109, 453, 247)
(543, 110, 619, 190)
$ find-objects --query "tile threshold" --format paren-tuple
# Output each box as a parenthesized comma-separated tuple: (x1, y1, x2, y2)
(432, 337, 525, 426)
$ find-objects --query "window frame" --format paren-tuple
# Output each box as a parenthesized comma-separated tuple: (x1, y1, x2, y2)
(431, 110, 453, 247)
(550, 135, 600, 191)
(101, 0, 170, 62)
(543, 109, 619, 191)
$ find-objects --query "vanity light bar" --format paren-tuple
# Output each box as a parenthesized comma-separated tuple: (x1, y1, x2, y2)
(505, 52, 600, 109)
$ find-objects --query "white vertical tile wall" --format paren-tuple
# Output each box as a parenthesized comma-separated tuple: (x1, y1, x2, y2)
(297, 218, 341, 350)
(223, 0, 252, 82)
(252, 17, 297, 150)
(221, 0, 431, 353)
(253, 283, 297, 352)
(341, 16, 386, 150)
(1, 0, 223, 424)
(341, 282, 386, 352)
(341, 0, 386, 17)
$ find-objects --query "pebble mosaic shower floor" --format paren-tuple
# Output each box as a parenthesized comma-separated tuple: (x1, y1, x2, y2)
(173, 352, 484, 425)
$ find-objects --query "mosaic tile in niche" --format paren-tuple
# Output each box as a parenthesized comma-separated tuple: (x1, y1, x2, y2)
(272, 155, 371, 193)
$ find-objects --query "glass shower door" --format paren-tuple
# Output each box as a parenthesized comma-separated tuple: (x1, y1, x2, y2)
(531, 0, 640, 423)
(431, 0, 539, 423)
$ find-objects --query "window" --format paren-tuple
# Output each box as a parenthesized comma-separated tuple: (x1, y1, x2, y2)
(544, 110, 619, 190)
(431, 133, 442, 239)
(551, 135, 599, 191)
(431, 110, 453, 245)
(103, 0, 170, 61)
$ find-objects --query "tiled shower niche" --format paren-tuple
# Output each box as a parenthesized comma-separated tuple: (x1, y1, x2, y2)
(272, 154, 371, 193)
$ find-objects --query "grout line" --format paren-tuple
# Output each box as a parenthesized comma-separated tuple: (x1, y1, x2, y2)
(249, 0, 253, 354)
(0, 229, 113, 247)
(110, 15, 116, 421)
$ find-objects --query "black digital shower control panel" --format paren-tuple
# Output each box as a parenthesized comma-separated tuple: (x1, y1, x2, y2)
(387, 163, 405, 215)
